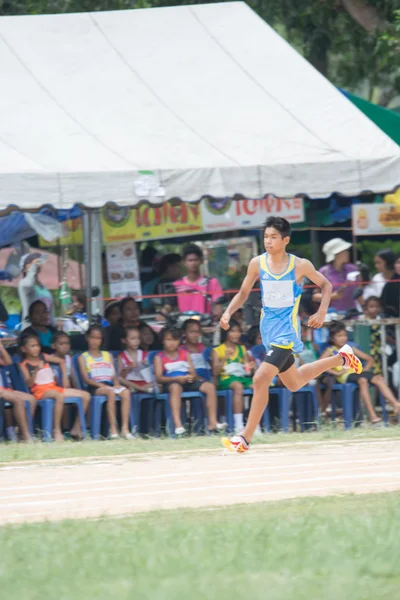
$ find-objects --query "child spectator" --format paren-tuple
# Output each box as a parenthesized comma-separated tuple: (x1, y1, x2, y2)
(154, 326, 222, 435)
(321, 322, 400, 424)
(104, 301, 121, 327)
(117, 327, 153, 393)
(52, 332, 74, 382)
(24, 300, 57, 354)
(52, 331, 89, 439)
(19, 332, 90, 442)
(71, 292, 87, 316)
(181, 319, 226, 433)
(212, 321, 253, 433)
(0, 341, 35, 442)
(139, 323, 160, 352)
(298, 323, 331, 418)
(105, 297, 145, 352)
(362, 296, 384, 377)
(78, 325, 133, 439)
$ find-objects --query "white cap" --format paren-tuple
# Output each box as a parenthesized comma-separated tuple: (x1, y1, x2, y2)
(322, 238, 352, 262)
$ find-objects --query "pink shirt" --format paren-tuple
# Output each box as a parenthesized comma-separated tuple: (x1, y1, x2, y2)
(173, 276, 223, 314)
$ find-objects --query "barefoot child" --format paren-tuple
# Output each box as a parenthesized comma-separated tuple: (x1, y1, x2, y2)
(117, 327, 153, 393)
(0, 341, 35, 442)
(212, 321, 253, 434)
(52, 331, 90, 440)
(181, 319, 226, 433)
(78, 325, 133, 439)
(321, 321, 400, 423)
(19, 332, 89, 442)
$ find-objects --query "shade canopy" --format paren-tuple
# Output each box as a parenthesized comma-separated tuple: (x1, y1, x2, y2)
(1, 2, 400, 211)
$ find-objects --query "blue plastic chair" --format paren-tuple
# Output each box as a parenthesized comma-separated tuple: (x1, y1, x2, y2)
(9, 362, 55, 442)
(147, 351, 204, 438)
(1, 365, 34, 437)
(72, 354, 134, 439)
(292, 385, 319, 432)
(328, 380, 359, 429)
(52, 365, 87, 439)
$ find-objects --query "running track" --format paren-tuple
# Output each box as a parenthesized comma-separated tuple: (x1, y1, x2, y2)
(1, 438, 400, 524)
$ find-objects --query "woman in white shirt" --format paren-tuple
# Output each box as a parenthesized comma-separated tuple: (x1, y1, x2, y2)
(363, 249, 395, 301)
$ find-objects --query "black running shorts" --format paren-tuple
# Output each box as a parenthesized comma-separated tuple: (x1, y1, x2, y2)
(264, 345, 295, 374)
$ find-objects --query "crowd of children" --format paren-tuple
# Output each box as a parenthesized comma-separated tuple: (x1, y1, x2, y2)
(1, 294, 399, 442)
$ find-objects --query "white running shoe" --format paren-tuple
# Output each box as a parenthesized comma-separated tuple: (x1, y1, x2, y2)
(175, 426, 186, 436)
(215, 422, 227, 432)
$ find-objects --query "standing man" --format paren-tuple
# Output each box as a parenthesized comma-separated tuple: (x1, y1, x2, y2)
(173, 244, 224, 318)
(220, 217, 362, 453)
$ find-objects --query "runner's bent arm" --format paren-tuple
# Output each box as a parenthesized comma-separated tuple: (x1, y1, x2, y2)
(220, 258, 259, 330)
(299, 260, 332, 328)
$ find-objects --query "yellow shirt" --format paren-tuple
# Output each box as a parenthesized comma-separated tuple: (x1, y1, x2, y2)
(326, 345, 354, 383)
(214, 343, 247, 380)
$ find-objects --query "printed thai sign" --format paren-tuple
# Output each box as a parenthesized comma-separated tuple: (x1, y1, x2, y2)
(201, 195, 304, 232)
(102, 202, 202, 244)
(352, 203, 400, 235)
(106, 242, 142, 298)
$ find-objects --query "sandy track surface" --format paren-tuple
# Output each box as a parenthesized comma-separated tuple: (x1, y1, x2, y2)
(1, 438, 400, 525)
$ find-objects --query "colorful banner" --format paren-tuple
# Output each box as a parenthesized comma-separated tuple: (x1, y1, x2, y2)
(39, 218, 83, 247)
(106, 242, 142, 298)
(352, 203, 400, 235)
(201, 196, 305, 233)
(102, 202, 203, 244)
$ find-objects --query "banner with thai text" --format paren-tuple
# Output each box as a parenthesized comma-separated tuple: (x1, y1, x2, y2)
(352, 203, 400, 235)
(201, 196, 304, 233)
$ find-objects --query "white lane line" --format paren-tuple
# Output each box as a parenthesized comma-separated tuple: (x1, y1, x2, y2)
(2, 481, 400, 524)
(2, 463, 397, 501)
(1, 437, 399, 469)
(2, 455, 400, 493)
(2, 472, 400, 510)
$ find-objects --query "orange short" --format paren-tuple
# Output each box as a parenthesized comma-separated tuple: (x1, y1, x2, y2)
(31, 383, 64, 401)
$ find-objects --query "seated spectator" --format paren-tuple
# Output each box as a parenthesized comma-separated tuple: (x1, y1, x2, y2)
(320, 322, 400, 424)
(105, 297, 145, 352)
(139, 322, 160, 352)
(104, 300, 121, 327)
(360, 296, 391, 379)
(152, 253, 182, 316)
(173, 244, 224, 318)
(50, 331, 90, 440)
(19, 331, 90, 442)
(71, 292, 87, 316)
(298, 323, 331, 418)
(153, 326, 223, 435)
(246, 326, 262, 349)
(314, 239, 358, 313)
(52, 331, 74, 382)
(24, 301, 57, 354)
(381, 254, 400, 317)
(181, 319, 226, 433)
(364, 249, 396, 301)
(117, 327, 153, 393)
(0, 341, 35, 442)
(212, 321, 253, 433)
(78, 325, 133, 439)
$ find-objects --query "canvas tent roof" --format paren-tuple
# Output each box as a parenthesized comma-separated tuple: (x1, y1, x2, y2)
(1, 1, 400, 211)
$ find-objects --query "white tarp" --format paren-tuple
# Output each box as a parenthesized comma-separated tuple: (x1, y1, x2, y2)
(1, 1, 400, 210)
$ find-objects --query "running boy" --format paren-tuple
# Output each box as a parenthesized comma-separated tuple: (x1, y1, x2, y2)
(221, 216, 362, 452)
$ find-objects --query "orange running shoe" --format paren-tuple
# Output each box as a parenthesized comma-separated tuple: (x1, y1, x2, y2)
(221, 435, 249, 453)
(339, 343, 363, 374)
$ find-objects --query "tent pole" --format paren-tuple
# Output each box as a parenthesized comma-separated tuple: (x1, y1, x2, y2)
(83, 209, 93, 322)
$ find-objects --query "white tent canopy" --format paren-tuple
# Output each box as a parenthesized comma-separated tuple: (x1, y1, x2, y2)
(1, 1, 400, 210)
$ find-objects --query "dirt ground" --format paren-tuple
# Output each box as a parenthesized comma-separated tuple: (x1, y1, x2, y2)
(1, 438, 400, 525)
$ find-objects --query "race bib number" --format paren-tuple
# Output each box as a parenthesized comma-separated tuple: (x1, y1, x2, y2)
(262, 280, 294, 308)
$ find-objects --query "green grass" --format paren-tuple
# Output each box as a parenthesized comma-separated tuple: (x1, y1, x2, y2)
(1, 426, 400, 463)
(1, 493, 400, 600)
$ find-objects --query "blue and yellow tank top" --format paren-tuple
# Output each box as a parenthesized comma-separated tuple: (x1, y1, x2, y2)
(259, 253, 303, 353)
